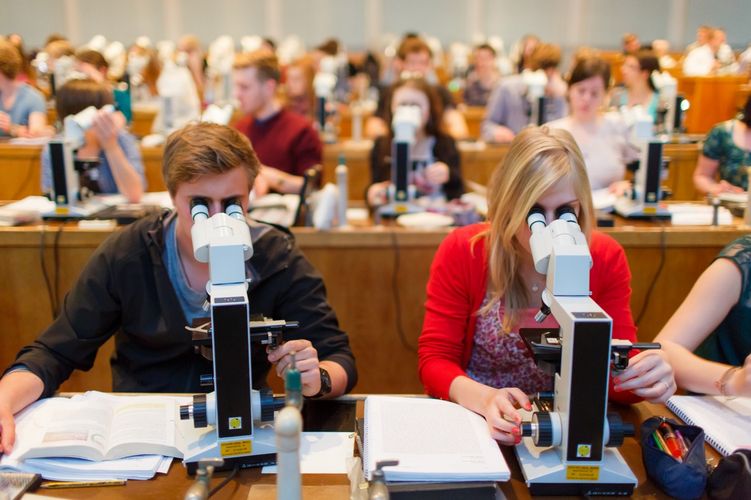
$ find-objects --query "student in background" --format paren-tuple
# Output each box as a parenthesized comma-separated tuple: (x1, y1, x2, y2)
(549, 56, 638, 194)
(0, 38, 51, 138)
(655, 235, 751, 397)
(367, 77, 463, 208)
(462, 43, 500, 107)
(0, 122, 357, 454)
(418, 126, 674, 444)
(283, 59, 315, 121)
(41, 78, 145, 202)
(693, 95, 751, 195)
(232, 50, 322, 195)
(367, 37, 468, 140)
(74, 48, 110, 83)
(613, 50, 661, 123)
(481, 43, 567, 143)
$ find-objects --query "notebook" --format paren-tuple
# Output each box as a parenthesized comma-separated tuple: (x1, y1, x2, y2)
(362, 396, 510, 483)
(666, 395, 751, 456)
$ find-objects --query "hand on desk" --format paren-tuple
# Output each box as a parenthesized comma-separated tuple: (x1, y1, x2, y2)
(613, 349, 676, 403)
(268, 339, 321, 397)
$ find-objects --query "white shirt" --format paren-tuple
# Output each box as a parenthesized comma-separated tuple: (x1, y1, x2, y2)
(682, 45, 715, 76)
(549, 113, 639, 190)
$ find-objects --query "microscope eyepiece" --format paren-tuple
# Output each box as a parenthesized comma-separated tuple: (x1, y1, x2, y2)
(223, 198, 244, 219)
(527, 206, 546, 230)
(190, 197, 210, 221)
(555, 205, 577, 222)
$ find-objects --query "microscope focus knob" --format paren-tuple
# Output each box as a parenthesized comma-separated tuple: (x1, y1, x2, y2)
(605, 412, 634, 447)
(532, 412, 554, 447)
(192, 394, 208, 428)
(179, 404, 191, 420)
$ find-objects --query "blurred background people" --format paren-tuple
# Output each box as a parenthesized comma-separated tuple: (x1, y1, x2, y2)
(0, 37, 51, 138)
(367, 77, 463, 208)
(462, 43, 500, 107)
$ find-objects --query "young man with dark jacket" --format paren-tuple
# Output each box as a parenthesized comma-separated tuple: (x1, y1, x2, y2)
(0, 122, 357, 453)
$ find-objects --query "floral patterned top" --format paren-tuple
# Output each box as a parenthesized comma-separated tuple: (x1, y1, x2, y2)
(702, 120, 751, 190)
(465, 292, 558, 394)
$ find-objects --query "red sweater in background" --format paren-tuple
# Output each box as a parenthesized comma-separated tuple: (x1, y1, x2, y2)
(417, 223, 641, 405)
(234, 109, 322, 176)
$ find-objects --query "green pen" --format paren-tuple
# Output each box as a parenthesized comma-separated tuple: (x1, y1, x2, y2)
(653, 430, 667, 452)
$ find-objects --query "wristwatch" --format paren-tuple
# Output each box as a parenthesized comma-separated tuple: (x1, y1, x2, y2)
(310, 367, 332, 399)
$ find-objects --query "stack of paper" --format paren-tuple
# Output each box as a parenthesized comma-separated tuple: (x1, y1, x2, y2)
(0, 197, 55, 226)
(363, 396, 510, 482)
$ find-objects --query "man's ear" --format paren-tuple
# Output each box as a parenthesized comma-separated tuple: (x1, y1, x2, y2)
(264, 78, 278, 99)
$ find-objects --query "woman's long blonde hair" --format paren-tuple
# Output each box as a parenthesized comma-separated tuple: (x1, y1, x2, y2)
(476, 126, 595, 332)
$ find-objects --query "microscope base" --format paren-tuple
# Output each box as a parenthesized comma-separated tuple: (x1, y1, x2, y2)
(613, 199, 671, 220)
(42, 200, 111, 221)
(183, 426, 277, 474)
(515, 438, 636, 496)
(374, 202, 424, 223)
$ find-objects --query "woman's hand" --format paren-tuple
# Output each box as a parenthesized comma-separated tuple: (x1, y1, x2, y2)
(479, 387, 532, 445)
(425, 161, 450, 186)
(710, 180, 745, 195)
(728, 354, 751, 397)
(613, 349, 676, 403)
(367, 181, 390, 207)
(267, 339, 322, 397)
(608, 180, 632, 197)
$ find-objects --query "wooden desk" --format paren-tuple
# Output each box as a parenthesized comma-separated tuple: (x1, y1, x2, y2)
(679, 76, 749, 134)
(38, 399, 704, 499)
(0, 222, 746, 395)
(0, 139, 703, 202)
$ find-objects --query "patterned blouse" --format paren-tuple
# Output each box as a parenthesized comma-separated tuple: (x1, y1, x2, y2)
(702, 120, 751, 190)
(465, 292, 558, 394)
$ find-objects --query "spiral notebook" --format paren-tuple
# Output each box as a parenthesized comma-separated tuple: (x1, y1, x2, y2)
(362, 396, 510, 482)
(666, 395, 751, 456)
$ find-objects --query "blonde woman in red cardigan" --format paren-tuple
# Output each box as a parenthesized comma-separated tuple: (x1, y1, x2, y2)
(418, 126, 675, 445)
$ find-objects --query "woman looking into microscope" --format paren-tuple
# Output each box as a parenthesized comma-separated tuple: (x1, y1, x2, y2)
(417, 126, 675, 445)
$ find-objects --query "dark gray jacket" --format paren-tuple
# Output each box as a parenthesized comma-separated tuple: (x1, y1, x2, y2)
(10, 212, 357, 398)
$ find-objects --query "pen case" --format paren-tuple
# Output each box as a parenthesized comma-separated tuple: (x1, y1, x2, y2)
(641, 416, 708, 500)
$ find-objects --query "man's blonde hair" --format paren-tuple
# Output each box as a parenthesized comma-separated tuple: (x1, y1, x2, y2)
(476, 126, 594, 332)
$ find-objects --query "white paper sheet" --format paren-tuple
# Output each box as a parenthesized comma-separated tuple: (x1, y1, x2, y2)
(261, 432, 354, 474)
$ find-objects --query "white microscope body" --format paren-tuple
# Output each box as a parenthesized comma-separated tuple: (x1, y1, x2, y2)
(180, 200, 279, 470)
(515, 207, 637, 496)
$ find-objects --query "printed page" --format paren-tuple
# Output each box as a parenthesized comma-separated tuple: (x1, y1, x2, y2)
(13, 397, 113, 461)
(87, 393, 181, 459)
(364, 396, 509, 482)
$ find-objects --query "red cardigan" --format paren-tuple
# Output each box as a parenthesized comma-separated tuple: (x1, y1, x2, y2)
(418, 223, 640, 404)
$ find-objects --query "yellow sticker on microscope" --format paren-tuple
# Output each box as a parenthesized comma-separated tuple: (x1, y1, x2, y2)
(566, 465, 600, 481)
(220, 440, 252, 456)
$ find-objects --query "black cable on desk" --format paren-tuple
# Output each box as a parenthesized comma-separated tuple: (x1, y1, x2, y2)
(208, 463, 239, 497)
(390, 230, 417, 353)
(53, 225, 63, 318)
(635, 221, 667, 327)
(39, 226, 57, 319)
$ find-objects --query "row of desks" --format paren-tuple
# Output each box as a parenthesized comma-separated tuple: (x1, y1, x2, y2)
(39, 397, 697, 499)
(0, 221, 746, 395)
(0, 139, 704, 201)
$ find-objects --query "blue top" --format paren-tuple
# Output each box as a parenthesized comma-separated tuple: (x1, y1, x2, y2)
(41, 130, 146, 195)
(0, 83, 46, 136)
(614, 89, 660, 123)
(163, 214, 208, 326)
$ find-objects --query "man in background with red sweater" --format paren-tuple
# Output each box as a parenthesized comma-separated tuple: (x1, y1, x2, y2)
(232, 50, 322, 194)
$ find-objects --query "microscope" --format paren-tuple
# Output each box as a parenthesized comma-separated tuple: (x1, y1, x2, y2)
(374, 105, 424, 222)
(522, 69, 549, 126)
(514, 206, 638, 496)
(179, 198, 298, 472)
(613, 113, 672, 220)
(44, 105, 117, 219)
(314, 56, 338, 143)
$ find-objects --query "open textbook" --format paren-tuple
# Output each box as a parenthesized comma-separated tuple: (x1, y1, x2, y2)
(7, 392, 208, 462)
(363, 396, 510, 482)
(666, 395, 751, 456)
